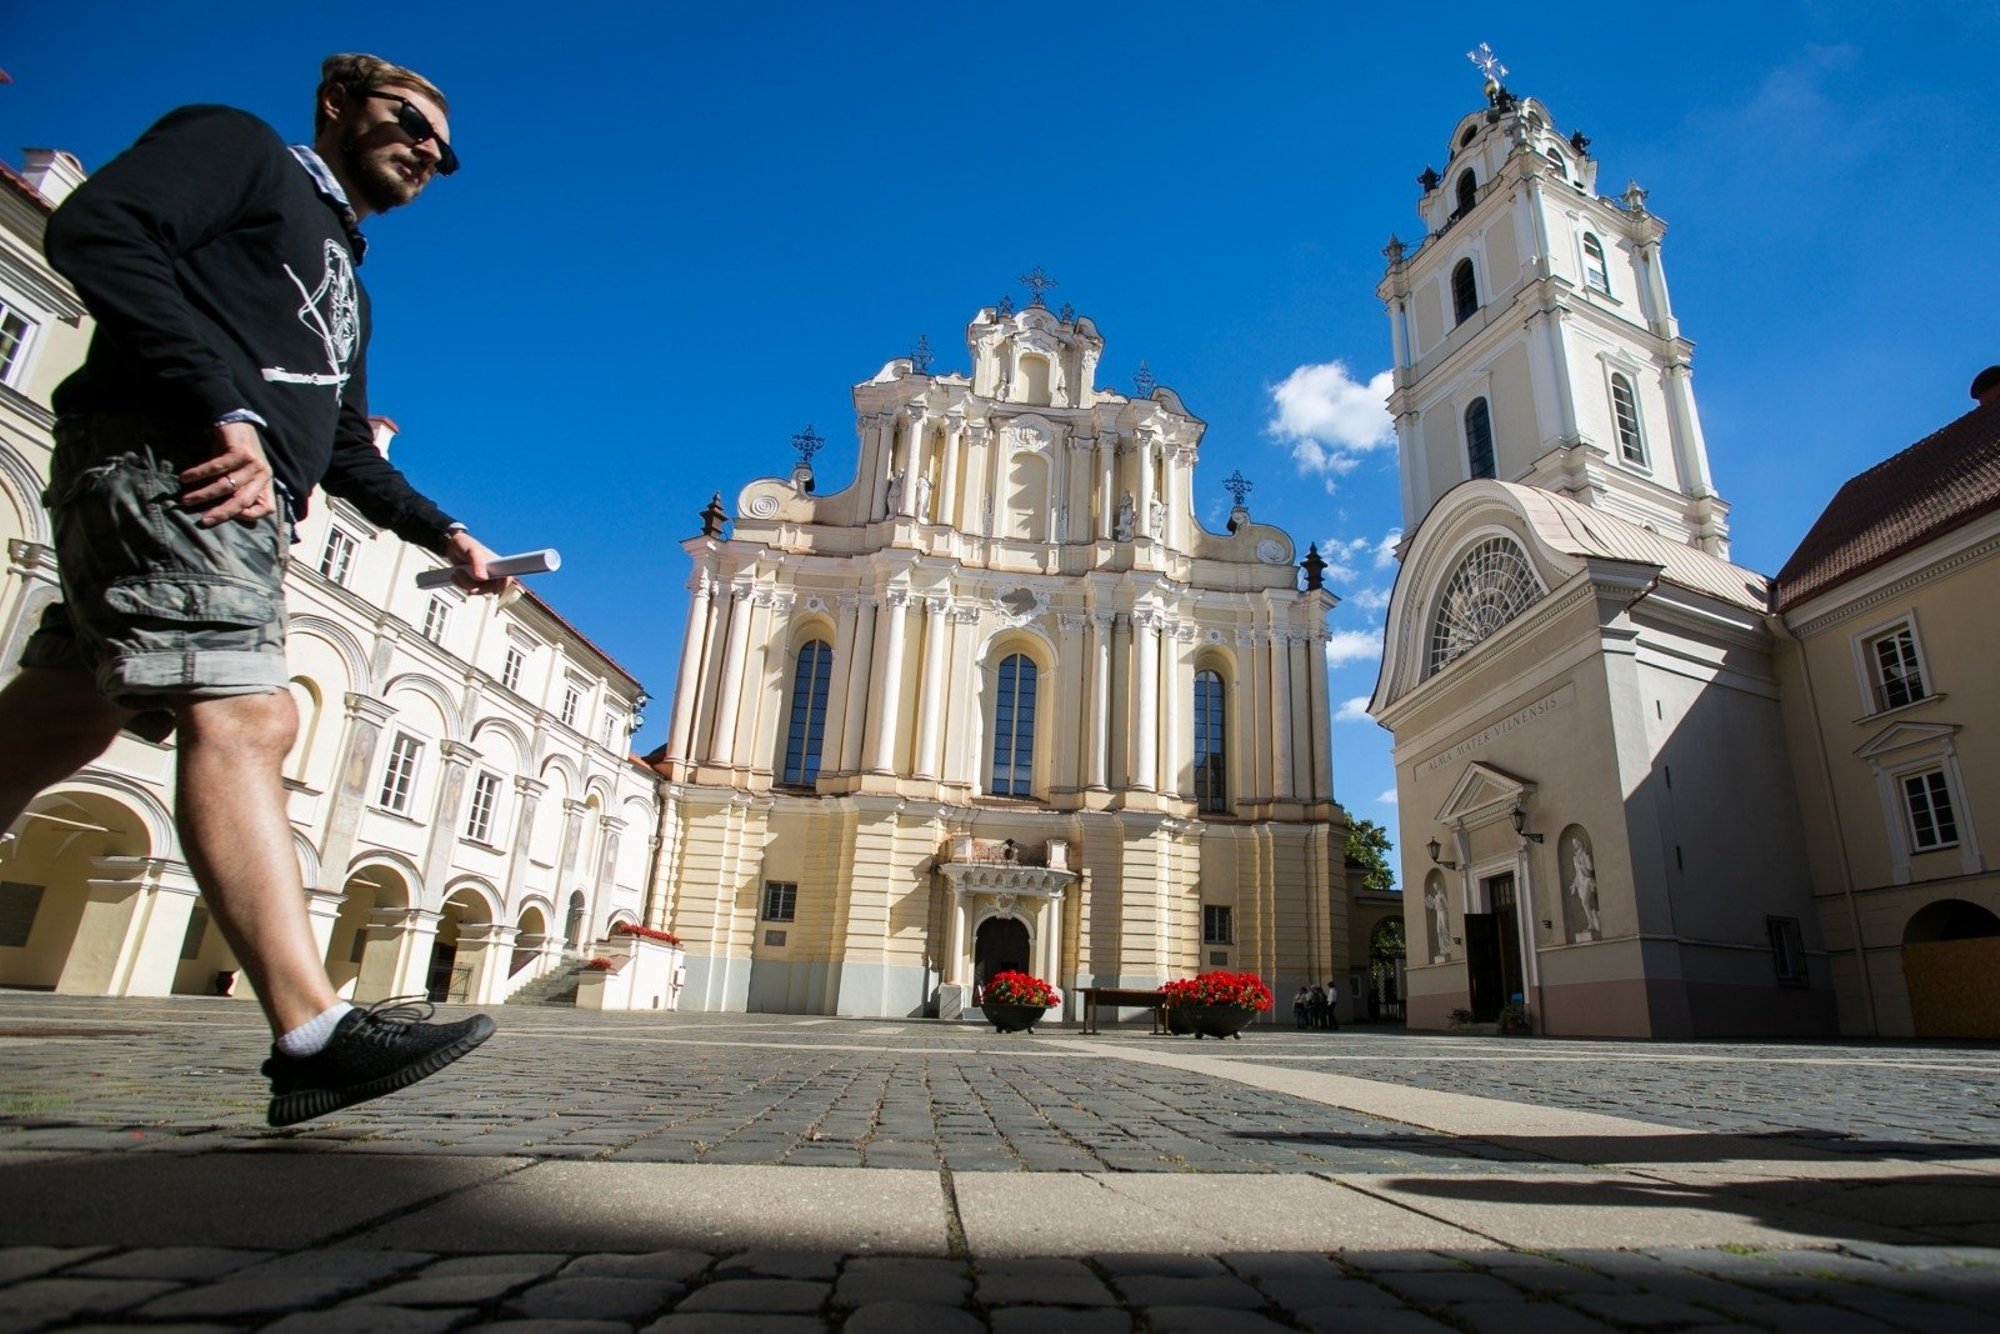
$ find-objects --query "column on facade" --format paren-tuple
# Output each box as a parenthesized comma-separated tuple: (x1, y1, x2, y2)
(665, 573, 716, 765)
(863, 591, 910, 774)
(503, 776, 546, 907)
(1094, 434, 1116, 540)
(356, 907, 442, 1002)
(866, 414, 895, 520)
(1288, 629, 1314, 801)
(57, 857, 193, 997)
(1131, 610, 1159, 792)
(1307, 628, 1333, 803)
(819, 595, 863, 779)
(421, 739, 480, 891)
(556, 797, 589, 888)
(1268, 623, 1294, 801)
(837, 596, 877, 775)
(1542, 312, 1580, 443)
(319, 693, 397, 895)
(1136, 439, 1156, 537)
(937, 418, 964, 530)
(732, 591, 781, 772)
(980, 422, 1002, 537)
(1159, 622, 1189, 796)
(705, 585, 753, 767)
(914, 598, 950, 780)
(1086, 612, 1112, 789)
(456, 922, 519, 1005)
(1108, 613, 1131, 788)
(303, 886, 347, 963)
(944, 888, 966, 985)
(942, 606, 980, 786)
(1056, 613, 1087, 791)
(896, 411, 925, 518)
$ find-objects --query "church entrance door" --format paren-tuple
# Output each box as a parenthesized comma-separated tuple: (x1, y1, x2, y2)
(974, 916, 1032, 995)
(1466, 873, 1525, 1022)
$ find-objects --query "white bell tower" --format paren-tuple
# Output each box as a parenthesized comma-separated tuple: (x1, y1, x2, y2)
(1378, 50, 1730, 557)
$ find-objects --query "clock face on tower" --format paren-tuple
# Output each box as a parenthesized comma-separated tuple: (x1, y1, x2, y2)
(1427, 536, 1542, 675)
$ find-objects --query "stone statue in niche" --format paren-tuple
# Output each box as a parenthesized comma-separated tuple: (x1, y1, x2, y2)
(1147, 497, 1165, 539)
(885, 469, 905, 517)
(1114, 491, 1136, 541)
(1565, 832, 1601, 936)
(914, 472, 933, 522)
(1425, 882, 1451, 959)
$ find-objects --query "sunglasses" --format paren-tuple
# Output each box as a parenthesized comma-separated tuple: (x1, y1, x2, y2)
(363, 90, 459, 176)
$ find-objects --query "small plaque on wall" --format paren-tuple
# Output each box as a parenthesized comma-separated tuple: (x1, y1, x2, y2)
(764, 930, 787, 947)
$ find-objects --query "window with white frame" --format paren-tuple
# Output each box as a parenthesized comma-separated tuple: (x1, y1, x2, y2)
(560, 682, 582, 728)
(1202, 905, 1234, 944)
(422, 595, 450, 644)
(501, 644, 525, 692)
(600, 713, 617, 748)
(1866, 623, 1928, 713)
(0, 300, 35, 386)
(1609, 373, 1647, 466)
(1582, 232, 1611, 293)
(464, 770, 502, 843)
(762, 880, 798, 922)
(318, 528, 358, 585)
(377, 732, 424, 813)
(1902, 767, 1960, 851)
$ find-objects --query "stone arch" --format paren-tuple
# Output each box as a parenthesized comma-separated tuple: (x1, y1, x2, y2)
(382, 672, 461, 744)
(978, 630, 1055, 799)
(470, 716, 532, 773)
(1903, 899, 2000, 943)
(0, 445, 51, 546)
(286, 614, 373, 694)
(971, 908, 1034, 992)
(324, 857, 417, 998)
(1901, 898, 2000, 1039)
(0, 787, 162, 993)
(563, 888, 588, 950)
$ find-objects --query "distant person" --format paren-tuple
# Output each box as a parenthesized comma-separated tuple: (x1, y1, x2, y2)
(1307, 983, 1327, 1030)
(1292, 985, 1310, 1030)
(1324, 980, 1341, 1031)
(0, 54, 512, 1127)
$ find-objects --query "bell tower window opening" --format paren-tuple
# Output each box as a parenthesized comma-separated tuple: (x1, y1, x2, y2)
(1582, 232, 1610, 293)
(1543, 147, 1567, 181)
(1427, 536, 1542, 675)
(1021, 354, 1052, 407)
(1193, 669, 1228, 813)
(1451, 259, 1479, 325)
(781, 639, 834, 786)
(1453, 168, 1477, 219)
(1464, 398, 1496, 480)
(1609, 373, 1646, 465)
(990, 653, 1038, 797)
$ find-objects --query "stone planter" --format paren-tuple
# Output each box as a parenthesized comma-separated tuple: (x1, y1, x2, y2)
(1170, 1002, 1258, 1040)
(984, 1001, 1051, 1034)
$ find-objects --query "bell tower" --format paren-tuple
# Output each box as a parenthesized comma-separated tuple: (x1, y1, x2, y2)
(1378, 48, 1730, 556)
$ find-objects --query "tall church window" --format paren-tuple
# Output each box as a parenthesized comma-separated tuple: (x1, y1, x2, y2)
(1453, 169, 1477, 218)
(1451, 259, 1478, 325)
(781, 639, 833, 786)
(990, 653, 1037, 797)
(1193, 669, 1227, 813)
(1609, 373, 1646, 465)
(1464, 398, 1496, 480)
(1582, 232, 1610, 293)
(1427, 537, 1543, 675)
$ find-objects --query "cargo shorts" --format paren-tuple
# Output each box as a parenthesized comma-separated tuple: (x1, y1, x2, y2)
(21, 414, 290, 712)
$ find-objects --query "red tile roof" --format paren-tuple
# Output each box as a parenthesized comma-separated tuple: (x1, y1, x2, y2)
(1775, 400, 2000, 612)
(0, 160, 53, 213)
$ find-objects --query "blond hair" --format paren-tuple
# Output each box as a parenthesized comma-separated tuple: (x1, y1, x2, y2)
(314, 53, 449, 133)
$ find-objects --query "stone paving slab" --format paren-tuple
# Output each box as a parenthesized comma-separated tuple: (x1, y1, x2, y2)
(346, 1163, 952, 1256)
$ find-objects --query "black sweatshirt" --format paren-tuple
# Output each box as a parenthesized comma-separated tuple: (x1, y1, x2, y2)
(44, 104, 457, 549)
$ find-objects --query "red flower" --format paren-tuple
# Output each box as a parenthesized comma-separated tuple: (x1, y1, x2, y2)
(981, 970, 1061, 1007)
(582, 956, 622, 972)
(1160, 971, 1274, 1011)
(615, 922, 682, 946)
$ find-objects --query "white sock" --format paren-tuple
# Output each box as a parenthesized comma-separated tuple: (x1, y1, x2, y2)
(277, 1002, 355, 1058)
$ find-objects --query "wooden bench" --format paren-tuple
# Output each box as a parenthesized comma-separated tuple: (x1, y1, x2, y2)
(1078, 987, 1168, 1036)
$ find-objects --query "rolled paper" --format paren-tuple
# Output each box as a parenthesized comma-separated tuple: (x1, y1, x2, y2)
(414, 548, 561, 589)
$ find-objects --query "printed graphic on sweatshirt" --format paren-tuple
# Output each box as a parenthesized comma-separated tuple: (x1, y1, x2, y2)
(262, 240, 359, 388)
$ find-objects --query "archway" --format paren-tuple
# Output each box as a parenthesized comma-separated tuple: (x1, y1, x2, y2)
(563, 891, 587, 951)
(1902, 899, 2000, 1039)
(1368, 916, 1407, 1022)
(0, 792, 154, 994)
(428, 886, 494, 1002)
(973, 916, 1031, 995)
(325, 865, 412, 999)
(511, 904, 550, 980)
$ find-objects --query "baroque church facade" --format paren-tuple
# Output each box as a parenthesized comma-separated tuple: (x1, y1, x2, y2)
(646, 300, 1350, 1018)
(1368, 76, 1838, 1037)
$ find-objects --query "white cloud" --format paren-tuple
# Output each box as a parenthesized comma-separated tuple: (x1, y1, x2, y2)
(1375, 787, 1400, 806)
(1323, 627, 1382, 668)
(1347, 585, 1391, 612)
(1313, 534, 1372, 584)
(1334, 695, 1372, 723)
(1373, 529, 1402, 568)
(1267, 361, 1395, 481)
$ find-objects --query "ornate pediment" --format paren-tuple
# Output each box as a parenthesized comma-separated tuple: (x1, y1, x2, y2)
(1435, 760, 1535, 825)
(1855, 720, 1958, 760)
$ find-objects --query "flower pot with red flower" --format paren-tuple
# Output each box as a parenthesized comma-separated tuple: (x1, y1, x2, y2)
(980, 970, 1060, 1033)
(1160, 971, 1275, 1039)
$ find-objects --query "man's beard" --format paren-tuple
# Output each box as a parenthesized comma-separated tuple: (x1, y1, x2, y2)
(341, 135, 426, 213)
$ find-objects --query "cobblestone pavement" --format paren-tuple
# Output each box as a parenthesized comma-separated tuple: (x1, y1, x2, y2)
(3, 995, 1998, 1331)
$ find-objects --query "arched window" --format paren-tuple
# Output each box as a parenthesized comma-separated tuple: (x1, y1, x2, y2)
(990, 654, 1037, 797)
(1464, 398, 1496, 480)
(1582, 232, 1610, 293)
(1543, 147, 1566, 181)
(1454, 169, 1478, 217)
(781, 639, 833, 786)
(1428, 536, 1542, 675)
(1193, 669, 1227, 813)
(1451, 259, 1478, 325)
(1610, 373, 1646, 465)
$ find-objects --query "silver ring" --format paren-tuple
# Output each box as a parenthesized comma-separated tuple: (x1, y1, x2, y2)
(224, 474, 238, 491)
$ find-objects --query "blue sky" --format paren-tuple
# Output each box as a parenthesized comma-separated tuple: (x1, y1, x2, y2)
(7, 3, 1996, 881)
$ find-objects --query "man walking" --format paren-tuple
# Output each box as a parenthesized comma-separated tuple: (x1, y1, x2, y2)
(0, 54, 505, 1127)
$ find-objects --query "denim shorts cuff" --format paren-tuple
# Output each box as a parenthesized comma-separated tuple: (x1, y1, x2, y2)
(101, 651, 291, 709)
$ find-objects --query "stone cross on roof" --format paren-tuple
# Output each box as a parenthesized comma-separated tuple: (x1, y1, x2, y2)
(1467, 42, 1508, 85)
(1018, 265, 1057, 307)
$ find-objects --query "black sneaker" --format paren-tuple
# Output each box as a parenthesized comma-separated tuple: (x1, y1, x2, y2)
(263, 997, 495, 1127)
